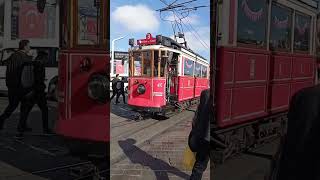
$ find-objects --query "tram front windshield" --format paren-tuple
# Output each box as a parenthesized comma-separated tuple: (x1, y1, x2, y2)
(131, 50, 166, 78)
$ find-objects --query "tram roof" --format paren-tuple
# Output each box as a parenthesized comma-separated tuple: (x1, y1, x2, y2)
(131, 35, 208, 64)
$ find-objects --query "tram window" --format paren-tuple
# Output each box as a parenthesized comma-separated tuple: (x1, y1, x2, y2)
(154, 51, 159, 77)
(269, 3, 293, 51)
(142, 51, 152, 77)
(201, 66, 208, 78)
(78, 0, 100, 45)
(133, 52, 142, 76)
(294, 13, 311, 52)
(237, 0, 268, 47)
(195, 63, 201, 77)
(10, 0, 56, 40)
(184, 58, 194, 76)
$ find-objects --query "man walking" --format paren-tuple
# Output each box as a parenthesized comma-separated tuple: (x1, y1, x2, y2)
(115, 77, 126, 104)
(110, 74, 120, 101)
(188, 89, 211, 180)
(17, 51, 52, 135)
(0, 40, 33, 131)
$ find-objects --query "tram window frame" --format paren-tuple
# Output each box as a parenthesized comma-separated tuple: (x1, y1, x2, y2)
(132, 50, 153, 77)
(183, 58, 194, 77)
(269, 2, 293, 52)
(195, 63, 201, 77)
(237, 0, 268, 49)
(293, 11, 311, 53)
(154, 50, 159, 77)
(201, 65, 208, 78)
(0, 0, 4, 38)
(74, 0, 107, 49)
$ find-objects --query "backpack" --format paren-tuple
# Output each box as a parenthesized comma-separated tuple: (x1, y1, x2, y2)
(116, 80, 122, 90)
(20, 63, 35, 89)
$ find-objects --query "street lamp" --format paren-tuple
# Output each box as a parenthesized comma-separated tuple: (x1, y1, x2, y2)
(111, 35, 127, 76)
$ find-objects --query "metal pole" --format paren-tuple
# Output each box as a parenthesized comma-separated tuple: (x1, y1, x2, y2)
(111, 35, 127, 76)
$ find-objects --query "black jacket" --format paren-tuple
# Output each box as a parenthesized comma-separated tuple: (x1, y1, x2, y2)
(32, 60, 46, 93)
(273, 84, 320, 180)
(189, 89, 212, 151)
(111, 77, 119, 90)
(5, 50, 32, 89)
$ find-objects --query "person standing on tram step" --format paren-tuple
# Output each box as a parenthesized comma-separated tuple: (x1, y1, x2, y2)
(115, 77, 126, 104)
(110, 74, 120, 101)
(0, 40, 33, 132)
(17, 51, 53, 137)
(188, 89, 211, 180)
(266, 84, 320, 180)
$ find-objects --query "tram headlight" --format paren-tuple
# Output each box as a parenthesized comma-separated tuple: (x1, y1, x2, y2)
(137, 84, 146, 95)
(88, 74, 109, 104)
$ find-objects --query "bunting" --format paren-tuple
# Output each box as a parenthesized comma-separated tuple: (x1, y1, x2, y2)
(241, 0, 264, 22)
(273, 16, 289, 29)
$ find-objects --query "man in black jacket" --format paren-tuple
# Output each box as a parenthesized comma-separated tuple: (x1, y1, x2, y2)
(0, 40, 32, 131)
(268, 84, 320, 180)
(115, 77, 126, 104)
(17, 51, 52, 135)
(110, 74, 120, 101)
(189, 89, 211, 180)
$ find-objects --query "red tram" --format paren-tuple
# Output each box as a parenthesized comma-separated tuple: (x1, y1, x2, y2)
(128, 34, 209, 117)
(55, 0, 109, 155)
(211, 0, 319, 163)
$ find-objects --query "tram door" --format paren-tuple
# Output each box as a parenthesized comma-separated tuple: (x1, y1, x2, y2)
(167, 51, 179, 102)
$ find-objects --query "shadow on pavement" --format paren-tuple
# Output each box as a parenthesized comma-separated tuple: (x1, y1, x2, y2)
(118, 138, 190, 180)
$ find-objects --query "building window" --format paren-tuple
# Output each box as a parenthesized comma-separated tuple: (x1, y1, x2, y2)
(11, 0, 56, 40)
(269, 3, 293, 51)
(294, 13, 311, 52)
(237, 0, 268, 47)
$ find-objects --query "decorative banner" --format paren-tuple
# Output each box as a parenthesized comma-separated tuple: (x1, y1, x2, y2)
(19, 0, 47, 39)
(241, 0, 264, 22)
(273, 16, 289, 29)
(296, 18, 309, 35)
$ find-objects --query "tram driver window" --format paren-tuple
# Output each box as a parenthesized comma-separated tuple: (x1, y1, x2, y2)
(237, 0, 268, 47)
(142, 51, 152, 77)
(133, 52, 142, 76)
(154, 51, 159, 77)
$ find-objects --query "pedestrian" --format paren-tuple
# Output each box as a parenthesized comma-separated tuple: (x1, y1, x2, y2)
(115, 77, 126, 104)
(188, 89, 212, 180)
(266, 84, 320, 180)
(0, 40, 33, 131)
(17, 51, 52, 136)
(110, 74, 120, 101)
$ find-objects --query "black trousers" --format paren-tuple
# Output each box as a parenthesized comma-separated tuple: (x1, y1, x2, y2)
(116, 90, 125, 103)
(110, 89, 117, 100)
(18, 91, 49, 133)
(189, 137, 210, 180)
(0, 88, 23, 129)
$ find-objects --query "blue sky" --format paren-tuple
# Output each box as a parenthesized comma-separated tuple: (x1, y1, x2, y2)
(110, 0, 210, 60)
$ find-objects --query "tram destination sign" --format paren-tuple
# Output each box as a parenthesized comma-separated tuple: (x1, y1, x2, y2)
(137, 33, 156, 45)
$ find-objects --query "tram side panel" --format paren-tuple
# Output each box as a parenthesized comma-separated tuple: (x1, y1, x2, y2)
(56, 51, 109, 142)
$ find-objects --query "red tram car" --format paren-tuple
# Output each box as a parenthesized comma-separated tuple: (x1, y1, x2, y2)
(211, 0, 319, 163)
(55, 0, 109, 155)
(128, 34, 209, 117)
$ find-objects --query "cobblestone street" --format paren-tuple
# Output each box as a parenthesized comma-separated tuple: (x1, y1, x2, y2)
(110, 101, 210, 180)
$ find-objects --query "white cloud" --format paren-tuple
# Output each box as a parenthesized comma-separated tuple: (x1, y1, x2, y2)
(111, 4, 160, 32)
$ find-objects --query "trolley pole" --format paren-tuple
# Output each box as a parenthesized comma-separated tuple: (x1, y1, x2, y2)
(111, 36, 127, 76)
